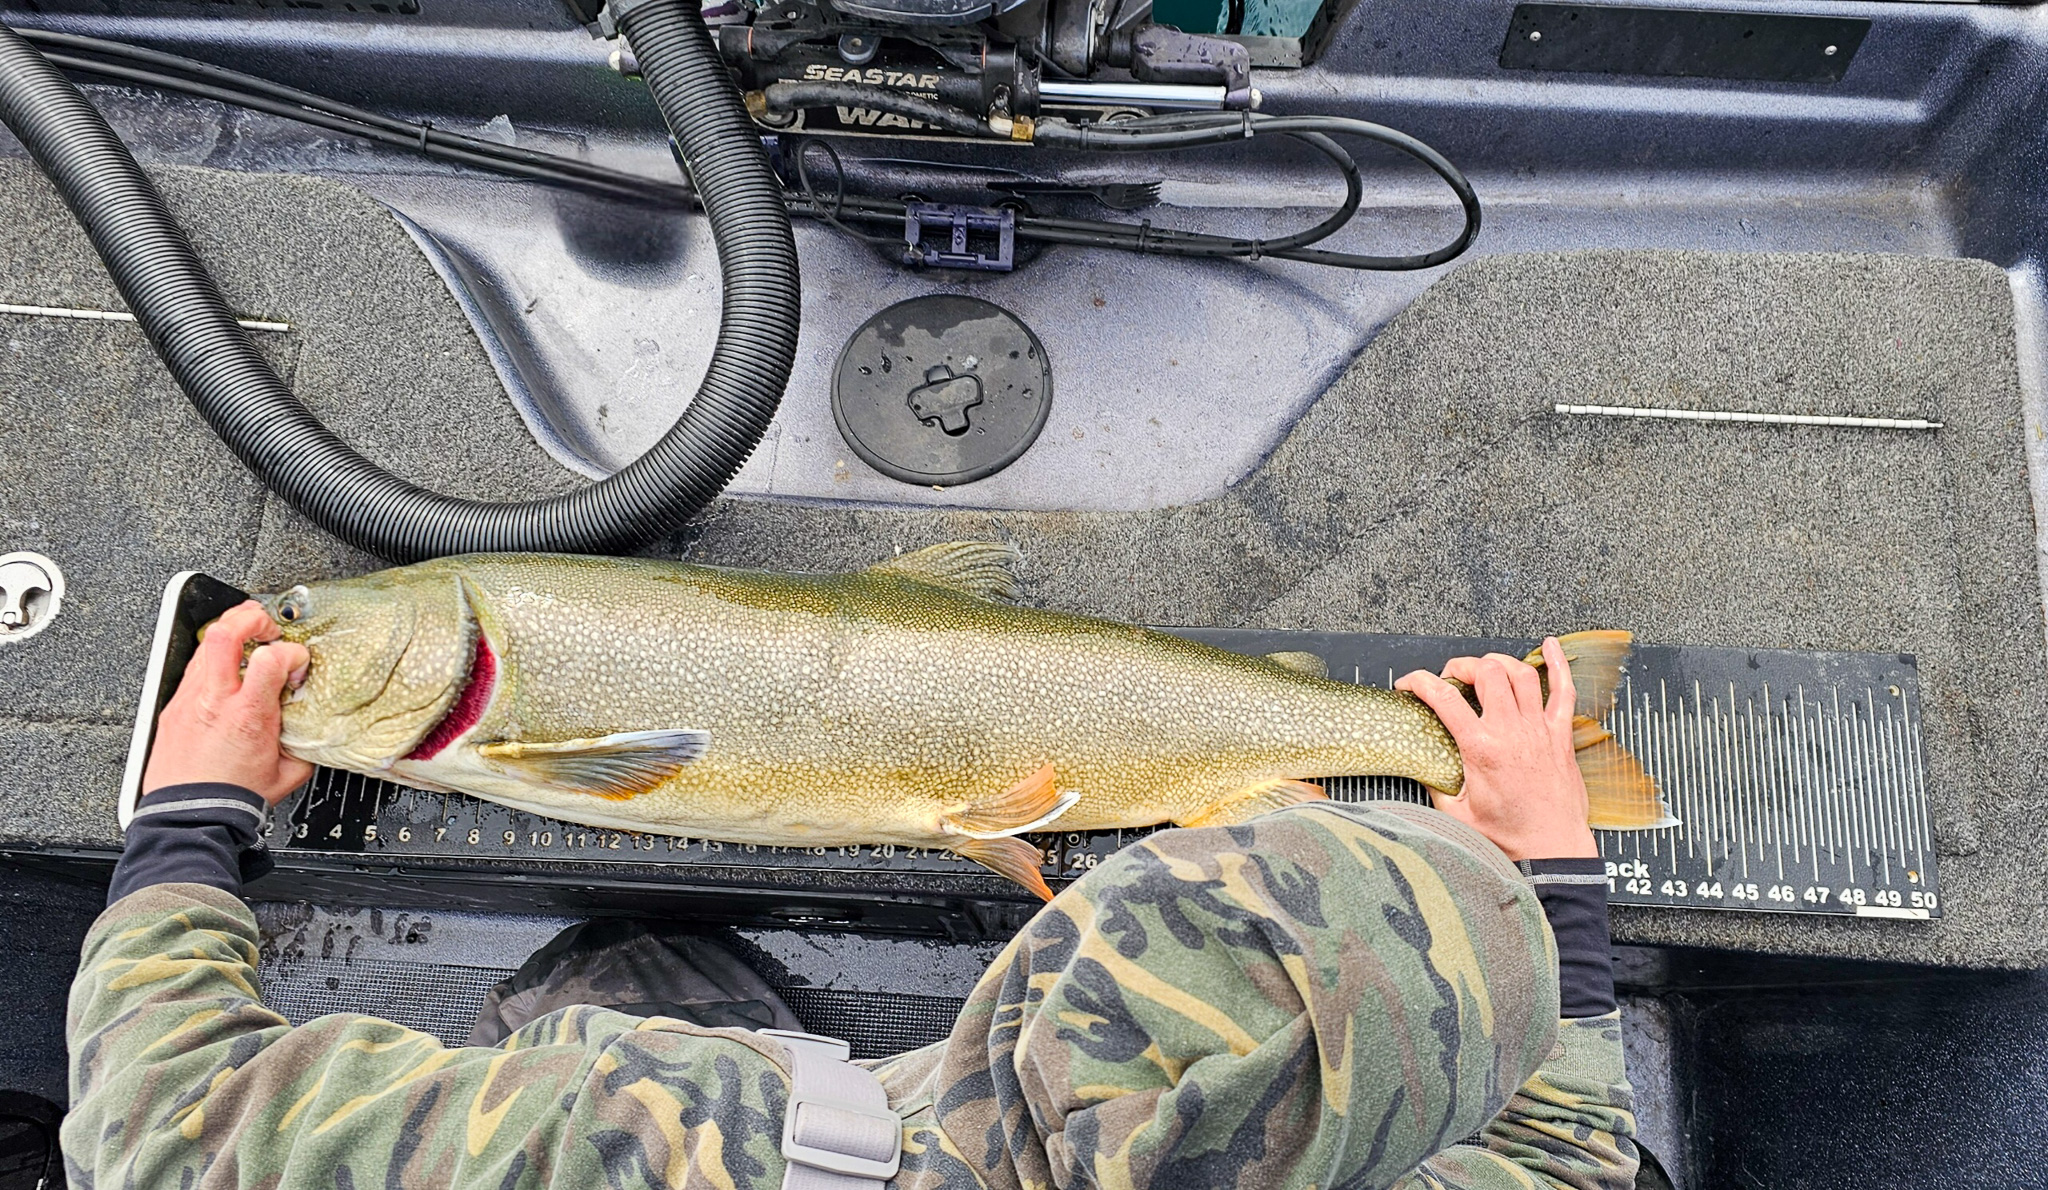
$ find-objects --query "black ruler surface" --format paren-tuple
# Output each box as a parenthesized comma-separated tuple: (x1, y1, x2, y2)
(263, 632, 1941, 920)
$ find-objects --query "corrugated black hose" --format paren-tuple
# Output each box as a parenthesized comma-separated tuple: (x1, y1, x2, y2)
(0, 5, 798, 562)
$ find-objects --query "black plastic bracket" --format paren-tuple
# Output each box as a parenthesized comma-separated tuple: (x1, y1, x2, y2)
(902, 203, 1015, 271)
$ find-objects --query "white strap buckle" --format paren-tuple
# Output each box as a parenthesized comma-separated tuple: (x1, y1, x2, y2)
(762, 1029, 902, 1186)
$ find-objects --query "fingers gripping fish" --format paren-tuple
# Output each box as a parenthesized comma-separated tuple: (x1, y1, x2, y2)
(261, 543, 1671, 899)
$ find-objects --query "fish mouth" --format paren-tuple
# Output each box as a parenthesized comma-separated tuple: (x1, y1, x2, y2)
(404, 633, 497, 761)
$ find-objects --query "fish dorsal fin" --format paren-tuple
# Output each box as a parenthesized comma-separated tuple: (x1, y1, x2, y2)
(1264, 650, 1328, 679)
(477, 729, 709, 801)
(867, 541, 1022, 601)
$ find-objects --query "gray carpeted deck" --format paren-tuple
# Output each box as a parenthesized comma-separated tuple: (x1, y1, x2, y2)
(2, 160, 2041, 966)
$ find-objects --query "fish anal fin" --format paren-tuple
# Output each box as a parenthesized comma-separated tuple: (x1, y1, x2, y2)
(954, 837, 1056, 901)
(867, 541, 1022, 601)
(946, 763, 1079, 839)
(1523, 630, 1633, 718)
(477, 729, 709, 801)
(1574, 729, 1678, 831)
(1264, 651, 1329, 679)
(1174, 778, 1327, 829)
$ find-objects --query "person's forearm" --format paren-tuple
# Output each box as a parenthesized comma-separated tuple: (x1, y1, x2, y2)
(1519, 857, 1616, 1019)
(106, 782, 274, 905)
(65, 883, 799, 1190)
(1397, 858, 1636, 1190)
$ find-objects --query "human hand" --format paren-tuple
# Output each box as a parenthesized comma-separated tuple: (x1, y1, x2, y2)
(1394, 637, 1596, 861)
(142, 601, 313, 806)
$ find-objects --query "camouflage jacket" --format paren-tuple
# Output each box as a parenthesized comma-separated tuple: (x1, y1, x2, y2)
(67, 803, 1635, 1190)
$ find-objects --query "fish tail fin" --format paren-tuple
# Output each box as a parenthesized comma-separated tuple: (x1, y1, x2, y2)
(1173, 778, 1327, 828)
(1523, 631, 1677, 831)
(947, 763, 1080, 839)
(1571, 716, 1677, 830)
(955, 837, 1056, 901)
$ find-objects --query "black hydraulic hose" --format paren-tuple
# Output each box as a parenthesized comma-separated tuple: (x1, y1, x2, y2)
(0, 10, 798, 561)
(763, 79, 1481, 270)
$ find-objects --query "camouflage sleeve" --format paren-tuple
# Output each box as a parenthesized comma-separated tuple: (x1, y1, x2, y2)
(66, 883, 799, 1190)
(1396, 1013, 1639, 1190)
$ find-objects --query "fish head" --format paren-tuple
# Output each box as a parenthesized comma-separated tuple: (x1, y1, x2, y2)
(260, 569, 479, 772)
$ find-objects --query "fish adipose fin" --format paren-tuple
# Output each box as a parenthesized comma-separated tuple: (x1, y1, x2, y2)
(1264, 651, 1329, 678)
(945, 763, 1080, 839)
(477, 729, 710, 800)
(1523, 630, 1679, 831)
(867, 541, 1022, 602)
(954, 837, 1056, 901)
(1173, 778, 1327, 829)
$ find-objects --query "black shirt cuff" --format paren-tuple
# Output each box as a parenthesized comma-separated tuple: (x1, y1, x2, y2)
(109, 783, 273, 906)
(1517, 857, 1616, 1018)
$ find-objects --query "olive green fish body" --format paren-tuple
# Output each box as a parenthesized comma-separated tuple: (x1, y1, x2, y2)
(269, 545, 1673, 896)
(274, 551, 1462, 848)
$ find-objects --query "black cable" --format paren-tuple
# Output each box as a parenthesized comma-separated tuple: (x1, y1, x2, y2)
(764, 79, 1480, 270)
(14, 28, 684, 201)
(13, 23, 1474, 272)
(791, 136, 897, 246)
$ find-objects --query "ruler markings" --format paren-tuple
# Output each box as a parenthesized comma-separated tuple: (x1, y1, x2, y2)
(1722, 691, 1749, 878)
(1902, 690, 1929, 873)
(1885, 699, 1913, 873)
(1866, 688, 1895, 884)
(1859, 688, 1888, 881)
(1826, 688, 1859, 880)
(1795, 688, 1821, 883)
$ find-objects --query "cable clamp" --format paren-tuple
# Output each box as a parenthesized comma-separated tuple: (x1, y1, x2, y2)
(417, 119, 433, 150)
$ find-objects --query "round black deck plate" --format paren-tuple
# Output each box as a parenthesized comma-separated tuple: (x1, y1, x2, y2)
(831, 295, 1052, 487)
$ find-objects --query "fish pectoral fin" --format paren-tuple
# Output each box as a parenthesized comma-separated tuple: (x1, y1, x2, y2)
(1173, 778, 1327, 829)
(1572, 715, 1679, 831)
(866, 541, 1021, 602)
(1263, 650, 1329, 679)
(945, 763, 1080, 839)
(954, 837, 1055, 901)
(476, 730, 709, 801)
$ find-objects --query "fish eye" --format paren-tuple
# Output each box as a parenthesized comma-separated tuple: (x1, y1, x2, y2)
(276, 587, 309, 623)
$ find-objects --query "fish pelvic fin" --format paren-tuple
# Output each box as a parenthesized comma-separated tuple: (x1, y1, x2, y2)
(1264, 650, 1329, 678)
(946, 763, 1080, 839)
(867, 541, 1022, 602)
(476, 729, 709, 801)
(1573, 715, 1679, 830)
(954, 837, 1056, 901)
(1173, 778, 1327, 829)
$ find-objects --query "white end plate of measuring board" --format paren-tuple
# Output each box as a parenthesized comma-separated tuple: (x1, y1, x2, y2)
(237, 628, 1940, 919)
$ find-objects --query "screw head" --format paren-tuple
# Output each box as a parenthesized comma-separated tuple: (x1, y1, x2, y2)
(1824, 43, 1838, 55)
(1529, 29, 1542, 41)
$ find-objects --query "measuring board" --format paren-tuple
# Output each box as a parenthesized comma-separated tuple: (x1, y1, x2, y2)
(250, 630, 1940, 920)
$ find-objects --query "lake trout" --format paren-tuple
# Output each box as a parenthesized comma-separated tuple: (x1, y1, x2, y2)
(261, 544, 1671, 898)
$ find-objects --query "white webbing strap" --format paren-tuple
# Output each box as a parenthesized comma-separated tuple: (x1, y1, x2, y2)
(761, 1029, 902, 1190)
